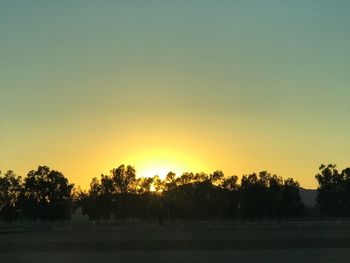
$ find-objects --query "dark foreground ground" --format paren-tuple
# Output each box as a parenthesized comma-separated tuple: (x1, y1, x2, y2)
(2, 220, 350, 262)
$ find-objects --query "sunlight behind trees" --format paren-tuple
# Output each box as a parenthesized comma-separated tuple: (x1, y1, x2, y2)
(1, 163, 349, 224)
(123, 149, 206, 180)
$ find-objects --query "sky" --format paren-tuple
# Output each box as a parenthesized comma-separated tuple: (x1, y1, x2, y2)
(0, 0, 349, 189)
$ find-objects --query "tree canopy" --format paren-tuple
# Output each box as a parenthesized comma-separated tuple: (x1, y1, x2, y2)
(2, 163, 350, 224)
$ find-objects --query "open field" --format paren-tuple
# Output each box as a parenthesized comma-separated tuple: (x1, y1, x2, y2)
(2, 221, 350, 262)
(3, 249, 350, 263)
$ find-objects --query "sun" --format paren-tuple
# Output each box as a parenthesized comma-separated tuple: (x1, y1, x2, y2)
(139, 165, 178, 179)
(125, 149, 203, 179)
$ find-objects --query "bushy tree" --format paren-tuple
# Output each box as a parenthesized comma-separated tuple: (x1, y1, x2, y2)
(79, 178, 102, 222)
(342, 167, 350, 216)
(111, 165, 137, 194)
(0, 170, 22, 222)
(240, 172, 268, 219)
(240, 171, 304, 219)
(315, 164, 350, 217)
(77, 165, 306, 224)
(19, 166, 73, 222)
(315, 164, 343, 216)
(110, 165, 137, 221)
(281, 178, 305, 217)
(220, 175, 239, 218)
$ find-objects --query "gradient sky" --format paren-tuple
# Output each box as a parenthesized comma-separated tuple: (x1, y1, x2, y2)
(1, 1, 349, 189)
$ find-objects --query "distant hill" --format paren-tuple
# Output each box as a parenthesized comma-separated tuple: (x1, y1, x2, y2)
(299, 188, 317, 207)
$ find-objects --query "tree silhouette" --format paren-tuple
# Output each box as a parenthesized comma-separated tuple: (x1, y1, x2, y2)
(110, 164, 137, 221)
(18, 166, 73, 222)
(266, 174, 283, 218)
(239, 171, 304, 220)
(281, 178, 305, 217)
(79, 178, 102, 222)
(0, 170, 22, 222)
(220, 175, 239, 218)
(341, 167, 350, 216)
(315, 164, 343, 216)
(0, 164, 312, 224)
(210, 170, 224, 185)
(240, 172, 267, 219)
(315, 164, 350, 217)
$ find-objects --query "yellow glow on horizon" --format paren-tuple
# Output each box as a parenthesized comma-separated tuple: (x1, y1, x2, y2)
(125, 149, 204, 179)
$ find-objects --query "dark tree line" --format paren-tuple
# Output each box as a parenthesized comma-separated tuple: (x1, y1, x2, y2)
(2, 163, 350, 224)
(76, 165, 305, 224)
(0, 166, 73, 222)
(315, 164, 350, 217)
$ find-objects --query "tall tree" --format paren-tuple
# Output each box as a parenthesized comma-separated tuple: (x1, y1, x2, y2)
(19, 166, 73, 222)
(79, 177, 103, 222)
(315, 164, 343, 216)
(342, 167, 350, 216)
(281, 178, 304, 217)
(210, 170, 224, 185)
(110, 164, 137, 221)
(240, 172, 268, 219)
(266, 174, 283, 218)
(0, 170, 22, 222)
(220, 175, 239, 218)
(111, 165, 137, 194)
